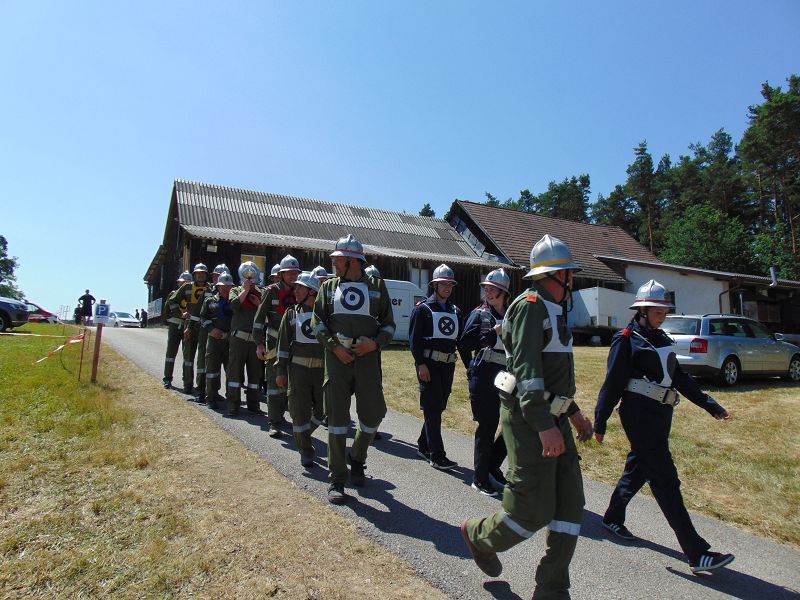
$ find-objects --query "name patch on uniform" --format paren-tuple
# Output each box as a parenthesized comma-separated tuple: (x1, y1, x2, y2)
(333, 282, 370, 316)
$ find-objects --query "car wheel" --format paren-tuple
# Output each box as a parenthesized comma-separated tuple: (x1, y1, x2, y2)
(113, 322, 119, 327)
(718, 356, 740, 387)
(784, 355, 800, 382)
(0, 312, 10, 332)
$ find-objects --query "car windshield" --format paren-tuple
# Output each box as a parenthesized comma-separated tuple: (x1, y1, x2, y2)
(662, 317, 700, 336)
(116, 312, 134, 319)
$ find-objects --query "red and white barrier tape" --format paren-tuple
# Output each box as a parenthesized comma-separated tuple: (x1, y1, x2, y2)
(0, 332, 83, 338)
(33, 333, 86, 364)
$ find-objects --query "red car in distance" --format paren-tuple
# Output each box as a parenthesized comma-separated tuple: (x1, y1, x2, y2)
(25, 301, 59, 324)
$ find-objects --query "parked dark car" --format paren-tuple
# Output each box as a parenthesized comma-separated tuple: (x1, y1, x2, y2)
(663, 314, 800, 386)
(0, 296, 29, 332)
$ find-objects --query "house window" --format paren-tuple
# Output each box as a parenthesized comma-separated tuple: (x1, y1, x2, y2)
(411, 267, 429, 290)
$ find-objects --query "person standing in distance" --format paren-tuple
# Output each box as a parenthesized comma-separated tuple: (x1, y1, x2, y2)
(458, 268, 511, 497)
(311, 234, 395, 505)
(409, 264, 464, 470)
(594, 279, 734, 574)
(461, 234, 593, 599)
(78, 289, 95, 326)
(276, 272, 326, 468)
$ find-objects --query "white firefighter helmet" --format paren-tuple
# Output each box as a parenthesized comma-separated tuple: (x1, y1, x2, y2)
(178, 271, 192, 283)
(216, 272, 235, 287)
(523, 234, 581, 280)
(480, 268, 510, 294)
(193, 262, 209, 274)
(430, 264, 457, 285)
(279, 254, 302, 273)
(330, 234, 366, 262)
(269, 263, 280, 280)
(213, 263, 230, 275)
(294, 271, 321, 294)
(365, 264, 381, 278)
(311, 265, 329, 281)
(238, 261, 260, 282)
(629, 279, 675, 310)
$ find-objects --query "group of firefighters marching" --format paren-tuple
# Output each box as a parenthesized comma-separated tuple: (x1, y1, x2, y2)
(161, 232, 735, 598)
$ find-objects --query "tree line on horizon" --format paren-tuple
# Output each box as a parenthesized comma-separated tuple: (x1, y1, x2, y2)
(468, 75, 799, 280)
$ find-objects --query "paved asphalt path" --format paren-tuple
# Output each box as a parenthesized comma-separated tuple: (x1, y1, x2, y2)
(104, 326, 799, 600)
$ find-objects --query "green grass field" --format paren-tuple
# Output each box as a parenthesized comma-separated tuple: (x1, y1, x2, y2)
(381, 344, 800, 546)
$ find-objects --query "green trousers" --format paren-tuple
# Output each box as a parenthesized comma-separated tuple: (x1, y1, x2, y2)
(195, 327, 208, 394)
(182, 323, 203, 390)
(288, 362, 325, 457)
(464, 396, 585, 600)
(226, 335, 262, 413)
(163, 323, 182, 380)
(204, 334, 229, 399)
(264, 356, 287, 424)
(324, 350, 386, 485)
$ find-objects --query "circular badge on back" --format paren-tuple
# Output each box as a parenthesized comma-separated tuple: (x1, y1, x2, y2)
(341, 287, 366, 311)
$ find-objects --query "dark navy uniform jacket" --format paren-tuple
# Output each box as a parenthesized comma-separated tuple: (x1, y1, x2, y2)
(409, 294, 465, 366)
(458, 303, 503, 370)
(594, 320, 725, 435)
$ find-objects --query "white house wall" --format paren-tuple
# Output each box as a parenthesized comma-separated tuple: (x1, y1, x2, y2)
(625, 265, 731, 315)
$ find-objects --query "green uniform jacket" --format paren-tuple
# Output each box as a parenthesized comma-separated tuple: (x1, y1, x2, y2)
(228, 285, 263, 333)
(253, 281, 294, 348)
(175, 281, 213, 321)
(276, 304, 325, 377)
(311, 274, 395, 350)
(164, 288, 186, 323)
(200, 292, 233, 332)
(502, 282, 579, 432)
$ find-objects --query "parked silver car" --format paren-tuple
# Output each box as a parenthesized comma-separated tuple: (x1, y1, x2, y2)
(108, 311, 141, 328)
(662, 314, 800, 386)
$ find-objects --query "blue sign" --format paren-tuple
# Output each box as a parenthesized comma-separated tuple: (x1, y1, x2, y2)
(95, 303, 111, 325)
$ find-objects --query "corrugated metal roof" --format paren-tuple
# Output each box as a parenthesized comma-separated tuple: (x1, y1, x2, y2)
(595, 255, 800, 288)
(182, 225, 501, 267)
(173, 180, 488, 264)
(456, 201, 664, 284)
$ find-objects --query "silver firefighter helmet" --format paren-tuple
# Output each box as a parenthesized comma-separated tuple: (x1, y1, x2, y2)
(193, 262, 209, 274)
(480, 268, 510, 294)
(213, 263, 230, 275)
(311, 265, 329, 281)
(524, 234, 581, 280)
(178, 271, 193, 283)
(216, 272, 235, 287)
(630, 279, 675, 310)
(279, 254, 302, 273)
(330, 234, 366, 262)
(294, 271, 321, 294)
(430, 264, 457, 285)
(364, 264, 381, 278)
(238, 261, 261, 282)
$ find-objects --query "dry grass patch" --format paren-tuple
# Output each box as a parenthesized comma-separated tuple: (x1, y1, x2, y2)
(381, 344, 800, 546)
(0, 326, 447, 599)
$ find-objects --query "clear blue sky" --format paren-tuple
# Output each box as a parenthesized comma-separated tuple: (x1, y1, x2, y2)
(2, 1, 798, 316)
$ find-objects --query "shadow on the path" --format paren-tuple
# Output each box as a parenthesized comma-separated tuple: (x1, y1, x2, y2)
(482, 580, 525, 600)
(346, 477, 463, 558)
(666, 565, 799, 600)
(580, 510, 685, 562)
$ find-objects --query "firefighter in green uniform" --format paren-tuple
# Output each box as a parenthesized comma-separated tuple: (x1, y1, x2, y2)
(276, 271, 326, 466)
(176, 263, 213, 395)
(162, 270, 192, 388)
(194, 263, 230, 403)
(255, 254, 301, 433)
(311, 234, 395, 505)
(226, 261, 265, 416)
(461, 234, 594, 600)
(200, 271, 234, 409)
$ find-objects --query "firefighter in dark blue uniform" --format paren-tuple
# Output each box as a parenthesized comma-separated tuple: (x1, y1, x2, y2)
(409, 264, 465, 470)
(458, 268, 511, 497)
(594, 279, 735, 574)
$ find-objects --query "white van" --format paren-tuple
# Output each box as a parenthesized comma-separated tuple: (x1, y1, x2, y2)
(383, 279, 427, 342)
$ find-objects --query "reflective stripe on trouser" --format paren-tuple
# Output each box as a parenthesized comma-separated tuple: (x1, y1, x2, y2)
(464, 404, 584, 599)
(264, 357, 287, 424)
(182, 325, 200, 387)
(288, 362, 325, 457)
(324, 349, 386, 485)
(163, 323, 183, 379)
(195, 327, 208, 393)
(226, 336, 263, 410)
(204, 334, 229, 398)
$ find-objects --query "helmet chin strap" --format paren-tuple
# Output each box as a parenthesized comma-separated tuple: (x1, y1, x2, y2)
(545, 271, 574, 313)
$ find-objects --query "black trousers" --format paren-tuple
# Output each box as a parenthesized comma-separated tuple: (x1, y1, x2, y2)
(604, 394, 710, 562)
(416, 359, 455, 461)
(468, 361, 507, 484)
